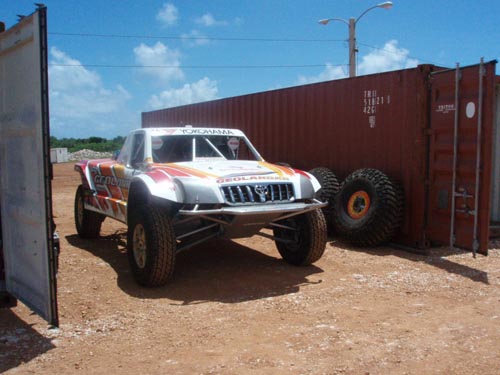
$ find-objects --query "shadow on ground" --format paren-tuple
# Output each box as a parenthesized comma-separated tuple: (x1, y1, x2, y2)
(330, 238, 490, 285)
(0, 309, 55, 373)
(66, 233, 324, 305)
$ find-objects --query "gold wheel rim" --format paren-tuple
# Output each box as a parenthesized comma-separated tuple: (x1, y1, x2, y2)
(347, 191, 370, 219)
(133, 224, 147, 269)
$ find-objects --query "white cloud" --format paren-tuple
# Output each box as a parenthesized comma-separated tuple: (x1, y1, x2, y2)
(296, 63, 347, 85)
(49, 47, 101, 90)
(148, 77, 218, 109)
(157, 3, 178, 27)
(358, 40, 418, 75)
(48, 47, 134, 138)
(50, 85, 130, 119)
(296, 40, 418, 85)
(195, 13, 227, 27)
(181, 30, 211, 47)
(133, 42, 184, 83)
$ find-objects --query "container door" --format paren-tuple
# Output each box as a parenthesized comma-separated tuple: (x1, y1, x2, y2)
(427, 61, 496, 255)
(0, 7, 58, 325)
(489, 84, 500, 225)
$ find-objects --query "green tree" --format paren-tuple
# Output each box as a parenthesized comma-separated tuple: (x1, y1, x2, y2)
(50, 136, 126, 153)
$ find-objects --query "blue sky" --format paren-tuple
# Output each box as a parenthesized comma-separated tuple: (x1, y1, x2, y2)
(2, 1, 499, 139)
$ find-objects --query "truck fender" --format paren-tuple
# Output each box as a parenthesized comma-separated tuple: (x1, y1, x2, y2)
(130, 173, 182, 203)
(74, 161, 95, 191)
(305, 171, 322, 192)
(294, 170, 322, 198)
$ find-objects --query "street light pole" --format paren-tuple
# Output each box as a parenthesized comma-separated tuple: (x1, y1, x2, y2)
(348, 17, 356, 78)
(319, 1, 393, 78)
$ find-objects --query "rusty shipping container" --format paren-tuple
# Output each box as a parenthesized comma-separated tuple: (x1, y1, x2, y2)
(142, 60, 499, 255)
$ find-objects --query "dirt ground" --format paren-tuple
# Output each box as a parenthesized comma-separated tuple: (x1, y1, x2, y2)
(1, 162, 500, 374)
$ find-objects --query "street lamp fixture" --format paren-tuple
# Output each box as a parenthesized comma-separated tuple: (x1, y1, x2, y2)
(318, 1, 393, 77)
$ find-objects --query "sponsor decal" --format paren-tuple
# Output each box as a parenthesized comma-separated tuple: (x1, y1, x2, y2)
(180, 128, 235, 136)
(152, 137, 163, 150)
(93, 174, 130, 189)
(217, 175, 289, 183)
(228, 137, 240, 150)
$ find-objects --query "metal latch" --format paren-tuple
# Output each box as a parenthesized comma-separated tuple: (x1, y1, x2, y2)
(453, 188, 475, 216)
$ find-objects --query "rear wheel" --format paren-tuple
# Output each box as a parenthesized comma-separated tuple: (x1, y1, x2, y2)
(333, 168, 403, 247)
(74, 185, 104, 238)
(273, 209, 327, 265)
(127, 204, 176, 287)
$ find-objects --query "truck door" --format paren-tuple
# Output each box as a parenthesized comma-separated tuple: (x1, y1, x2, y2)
(426, 60, 497, 255)
(0, 6, 58, 325)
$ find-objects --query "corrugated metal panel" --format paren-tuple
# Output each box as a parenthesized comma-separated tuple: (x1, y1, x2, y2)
(142, 63, 497, 252)
(0, 6, 58, 325)
(490, 83, 500, 222)
(427, 61, 496, 254)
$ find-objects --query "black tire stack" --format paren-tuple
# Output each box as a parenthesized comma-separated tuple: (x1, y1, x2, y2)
(310, 167, 404, 247)
(308, 167, 340, 232)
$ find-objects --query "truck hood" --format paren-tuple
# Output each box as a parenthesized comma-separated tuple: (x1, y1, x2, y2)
(143, 160, 320, 204)
(156, 160, 300, 183)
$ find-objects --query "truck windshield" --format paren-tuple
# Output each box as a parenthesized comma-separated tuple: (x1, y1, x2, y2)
(151, 135, 261, 163)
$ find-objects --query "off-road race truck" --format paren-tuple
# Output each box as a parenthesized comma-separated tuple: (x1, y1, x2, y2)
(74, 127, 327, 287)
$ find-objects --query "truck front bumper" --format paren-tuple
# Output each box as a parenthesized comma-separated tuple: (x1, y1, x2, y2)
(179, 200, 326, 217)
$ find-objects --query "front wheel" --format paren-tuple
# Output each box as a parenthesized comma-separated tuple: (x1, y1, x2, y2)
(127, 204, 176, 287)
(273, 209, 327, 266)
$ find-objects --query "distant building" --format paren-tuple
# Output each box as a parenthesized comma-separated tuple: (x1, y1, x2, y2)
(50, 148, 68, 163)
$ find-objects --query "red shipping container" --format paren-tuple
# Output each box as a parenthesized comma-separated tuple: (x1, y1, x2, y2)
(143, 61, 499, 255)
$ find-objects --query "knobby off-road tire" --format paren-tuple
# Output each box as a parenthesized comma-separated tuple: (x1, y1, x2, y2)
(332, 168, 403, 247)
(127, 204, 176, 287)
(273, 209, 327, 266)
(309, 167, 340, 230)
(74, 185, 104, 238)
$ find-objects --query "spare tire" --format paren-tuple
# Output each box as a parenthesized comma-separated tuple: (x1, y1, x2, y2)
(332, 168, 403, 247)
(308, 167, 340, 230)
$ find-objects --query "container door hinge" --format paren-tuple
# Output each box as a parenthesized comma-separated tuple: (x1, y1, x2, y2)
(453, 188, 476, 216)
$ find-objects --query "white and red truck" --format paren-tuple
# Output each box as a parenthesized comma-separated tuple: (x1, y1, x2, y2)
(74, 127, 328, 287)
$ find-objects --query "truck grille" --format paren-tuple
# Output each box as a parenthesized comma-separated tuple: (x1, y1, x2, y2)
(221, 183, 294, 204)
